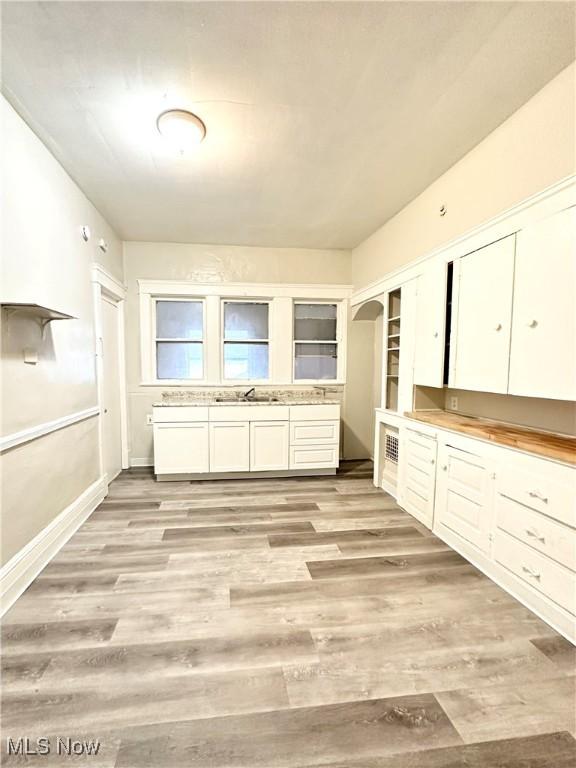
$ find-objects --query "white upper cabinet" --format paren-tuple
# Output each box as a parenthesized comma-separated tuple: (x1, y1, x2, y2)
(508, 206, 576, 401)
(414, 261, 447, 388)
(451, 235, 515, 394)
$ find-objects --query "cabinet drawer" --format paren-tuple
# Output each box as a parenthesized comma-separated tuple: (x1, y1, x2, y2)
(496, 495, 576, 571)
(290, 445, 339, 469)
(290, 420, 340, 445)
(496, 462, 576, 528)
(494, 530, 576, 615)
(209, 405, 289, 422)
(153, 406, 209, 423)
(289, 404, 340, 421)
(406, 429, 437, 461)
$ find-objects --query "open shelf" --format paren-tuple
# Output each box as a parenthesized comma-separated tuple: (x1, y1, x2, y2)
(1, 303, 75, 321)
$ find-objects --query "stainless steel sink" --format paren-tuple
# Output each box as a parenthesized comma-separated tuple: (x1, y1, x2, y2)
(214, 396, 280, 403)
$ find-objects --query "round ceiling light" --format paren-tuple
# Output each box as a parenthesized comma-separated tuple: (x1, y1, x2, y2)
(156, 109, 206, 151)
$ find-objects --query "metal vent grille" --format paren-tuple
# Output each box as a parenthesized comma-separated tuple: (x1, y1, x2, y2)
(385, 433, 399, 464)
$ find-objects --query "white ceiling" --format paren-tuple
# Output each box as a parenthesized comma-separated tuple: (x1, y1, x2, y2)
(2, 1, 574, 249)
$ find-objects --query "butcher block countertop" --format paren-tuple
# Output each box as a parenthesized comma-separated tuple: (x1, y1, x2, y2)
(405, 410, 576, 466)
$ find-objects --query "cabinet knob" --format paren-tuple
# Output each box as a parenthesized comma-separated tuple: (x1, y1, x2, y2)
(433, 331, 439, 338)
(528, 490, 548, 503)
(527, 319, 538, 328)
(525, 528, 545, 544)
(494, 323, 502, 331)
(442, 465, 448, 471)
(521, 565, 541, 580)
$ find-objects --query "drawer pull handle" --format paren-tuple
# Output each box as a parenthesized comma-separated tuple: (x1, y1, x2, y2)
(521, 565, 541, 580)
(525, 528, 545, 544)
(528, 490, 548, 503)
(527, 319, 538, 328)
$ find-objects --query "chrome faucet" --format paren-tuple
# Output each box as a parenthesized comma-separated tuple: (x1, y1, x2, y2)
(243, 387, 256, 399)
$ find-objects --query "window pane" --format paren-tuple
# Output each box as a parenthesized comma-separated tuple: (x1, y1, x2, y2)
(224, 302, 268, 340)
(294, 304, 337, 341)
(157, 342, 203, 379)
(156, 301, 203, 340)
(295, 342, 337, 380)
(224, 343, 269, 379)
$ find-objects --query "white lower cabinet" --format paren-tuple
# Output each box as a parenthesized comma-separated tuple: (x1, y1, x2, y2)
(153, 423, 209, 474)
(434, 443, 493, 554)
(209, 422, 250, 472)
(153, 403, 340, 477)
(250, 421, 289, 471)
(398, 427, 437, 528)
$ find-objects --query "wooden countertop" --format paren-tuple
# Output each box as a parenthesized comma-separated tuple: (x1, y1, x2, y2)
(405, 410, 576, 466)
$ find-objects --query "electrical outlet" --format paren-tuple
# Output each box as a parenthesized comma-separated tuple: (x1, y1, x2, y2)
(146, 414, 153, 426)
(449, 396, 458, 411)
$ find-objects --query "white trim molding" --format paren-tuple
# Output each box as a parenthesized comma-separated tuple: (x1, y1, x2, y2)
(139, 280, 352, 387)
(92, 264, 130, 471)
(91, 264, 126, 301)
(138, 280, 353, 300)
(0, 406, 100, 453)
(0, 475, 108, 615)
(351, 174, 576, 307)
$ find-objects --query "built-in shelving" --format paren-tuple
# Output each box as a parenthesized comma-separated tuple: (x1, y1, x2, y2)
(385, 288, 402, 411)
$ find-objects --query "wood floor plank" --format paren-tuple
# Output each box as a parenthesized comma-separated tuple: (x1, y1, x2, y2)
(268, 525, 421, 547)
(436, 676, 576, 743)
(114, 693, 462, 767)
(296, 732, 576, 768)
(162, 521, 315, 540)
(306, 549, 467, 579)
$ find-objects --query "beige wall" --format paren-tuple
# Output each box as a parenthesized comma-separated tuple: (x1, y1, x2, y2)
(0, 96, 122, 564)
(352, 63, 576, 288)
(122, 241, 379, 462)
(445, 390, 576, 438)
(352, 64, 576, 435)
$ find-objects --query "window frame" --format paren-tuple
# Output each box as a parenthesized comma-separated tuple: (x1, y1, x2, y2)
(153, 297, 207, 383)
(292, 300, 343, 383)
(221, 298, 271, 383)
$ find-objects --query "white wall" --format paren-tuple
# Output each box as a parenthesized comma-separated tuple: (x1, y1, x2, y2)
(352, 63, 576, 288)
(351, 63, 576, 434)
(0, 96, 123, 564)
(122, 241, 375, 463)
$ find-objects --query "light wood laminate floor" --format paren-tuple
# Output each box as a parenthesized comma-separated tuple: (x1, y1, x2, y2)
(2, 461, 575, 767)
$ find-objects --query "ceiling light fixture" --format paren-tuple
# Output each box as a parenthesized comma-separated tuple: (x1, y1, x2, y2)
(156, 109, 206, 152)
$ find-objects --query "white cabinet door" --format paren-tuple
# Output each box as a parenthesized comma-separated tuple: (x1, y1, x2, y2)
(250, 421, 289, 471)
(414, 261, 447, 387)
(508, 206, 576, 401)
(452, 235, 515, 394)
(153, 423, 209, 475)
(209, 422, 250, 472)
(434, 443, 493, 554)
(398, 427, 437, 529)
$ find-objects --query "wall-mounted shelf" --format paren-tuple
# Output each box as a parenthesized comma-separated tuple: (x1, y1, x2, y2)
(1, 303, 76, 339)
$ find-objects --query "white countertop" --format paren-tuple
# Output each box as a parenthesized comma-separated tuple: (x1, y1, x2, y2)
(153, 398, 341, 407)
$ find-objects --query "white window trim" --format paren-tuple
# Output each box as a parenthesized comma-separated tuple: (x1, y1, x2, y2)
(292, 299, 347, 384)
(138, 280, 352, 386)
(153, 297, 207, 384)
(221, 298, 271, 384)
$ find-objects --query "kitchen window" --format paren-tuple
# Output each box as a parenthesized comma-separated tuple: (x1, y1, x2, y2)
(155, 299, 204, 379)
(222, 300, 270, 380)
(293, 302, 338, 380)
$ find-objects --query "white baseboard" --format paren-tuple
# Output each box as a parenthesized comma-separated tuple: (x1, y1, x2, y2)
(130, 457, 153, 467)
(0, 475, 108, 616)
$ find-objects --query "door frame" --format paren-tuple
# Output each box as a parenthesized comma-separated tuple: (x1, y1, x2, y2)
(91, 264, 129, 482)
